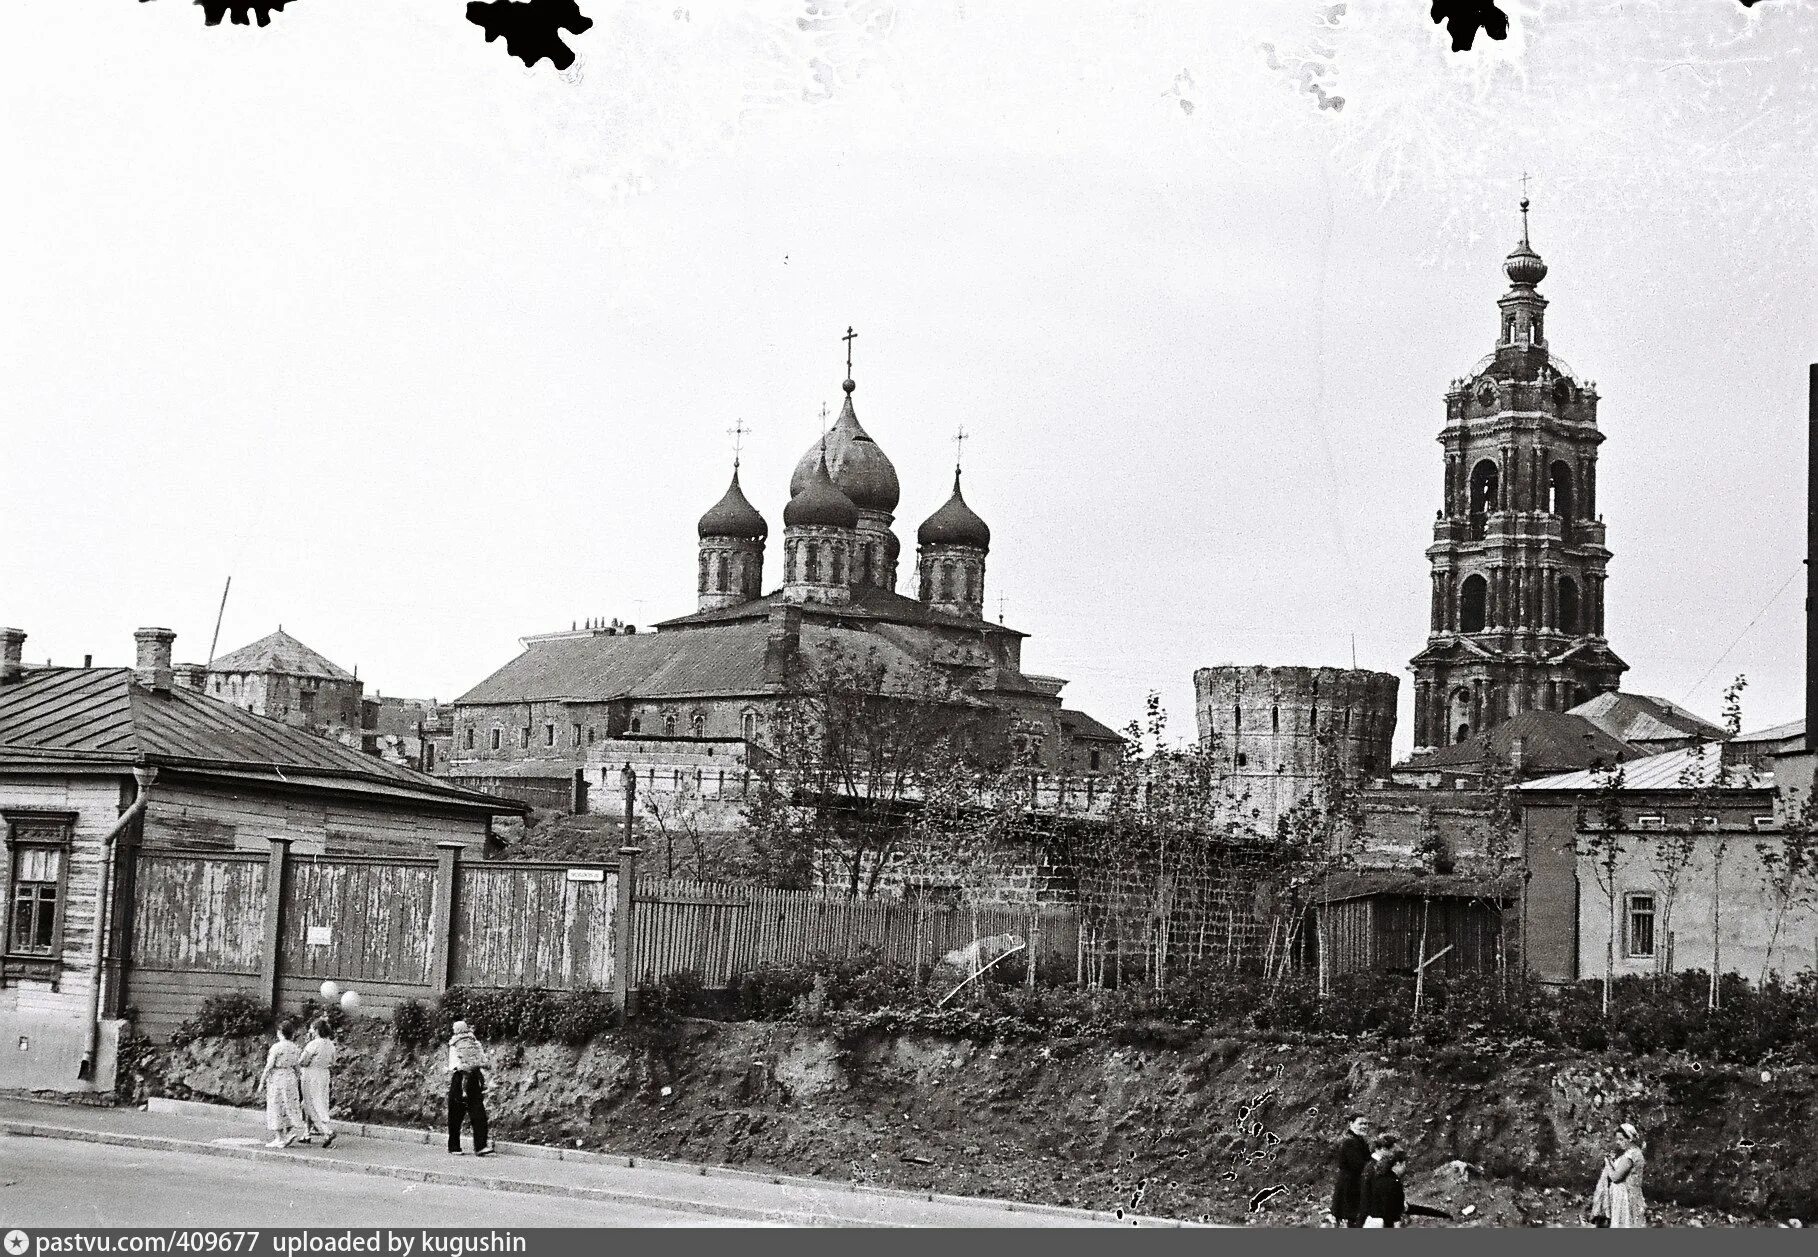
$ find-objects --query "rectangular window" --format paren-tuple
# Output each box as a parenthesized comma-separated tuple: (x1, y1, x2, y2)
(465, 728, 475, 750)
(544, 723, 555, 747)
(586, 726, 596, 744)
(572, 723, 582, 747)
(1635, 814, 1666, 830)
(490, 728, 501, 751)
(1625, 893, 1656, 958)
(4, 812, 75, 972)
(519, 727, 530, 749)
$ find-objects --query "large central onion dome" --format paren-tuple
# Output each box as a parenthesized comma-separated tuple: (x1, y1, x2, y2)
(790, 380, 900, 514)
(784, 447, 860, 529)
(917, 469, 991, 550)
(697, 467, 768, 539)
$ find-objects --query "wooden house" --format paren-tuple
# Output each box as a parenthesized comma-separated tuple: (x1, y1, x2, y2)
(1305, 870, 1518, 980)
(0, 627, 522, 1094)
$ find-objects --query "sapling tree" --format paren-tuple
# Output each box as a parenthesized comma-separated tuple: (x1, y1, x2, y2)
(1756, 786, 1817, 984)
(1582, 761, 1628, 1016)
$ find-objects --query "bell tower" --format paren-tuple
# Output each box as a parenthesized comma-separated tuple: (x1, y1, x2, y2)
(1409, 193, 1627, 752)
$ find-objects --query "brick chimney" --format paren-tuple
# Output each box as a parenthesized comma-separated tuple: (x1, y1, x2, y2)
(0, 628, 24, 685)
(134, 627, 176, 693)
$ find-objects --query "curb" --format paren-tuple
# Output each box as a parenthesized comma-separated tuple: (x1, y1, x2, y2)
(0, 1119, 879, 1227)
(143, 1097, 1187, 1227)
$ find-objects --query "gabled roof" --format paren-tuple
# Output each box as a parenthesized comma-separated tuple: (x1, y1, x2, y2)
(1515, 742, 1772, 793)
(1059, 709, 1125, 743)
(0, 668, 518, 813)
(1567, 691, 1726, 745)
(208, 629, 356, 681)
(1404, 710, 1636, 775)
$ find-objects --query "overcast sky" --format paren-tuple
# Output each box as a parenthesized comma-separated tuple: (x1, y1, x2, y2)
(2, 0, 1813, 753)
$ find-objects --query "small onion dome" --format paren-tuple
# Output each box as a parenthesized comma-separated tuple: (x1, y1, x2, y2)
(917, 469, 991, 550)
(790, 383, 901, 513)
(698, 467, 768, 539)
(1504, 239, 1547, 287)
(784, 449, 860, 529)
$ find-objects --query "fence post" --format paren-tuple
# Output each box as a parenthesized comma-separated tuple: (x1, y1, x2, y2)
(429, 841, 463, 995)
(612, 846, 642, 1016)
(259, 837, 292, 1016)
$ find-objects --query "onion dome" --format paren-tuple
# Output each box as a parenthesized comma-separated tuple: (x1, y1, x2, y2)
(917, 469, 991, 550)
(1503, 196, 1548, 287)
(697, 467, 768, 540)
(784, 447, 860, 529)
(790, 380, 901, 513)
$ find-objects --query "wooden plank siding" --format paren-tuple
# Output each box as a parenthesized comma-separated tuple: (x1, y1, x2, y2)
(143, 784, 489, 858)
(279, 855, 437, 986)
(631, 877, 1079, 989)
(129, 851, 267, 973)
(1318, 895, 1507, 979)
(451, 863, 617, 990)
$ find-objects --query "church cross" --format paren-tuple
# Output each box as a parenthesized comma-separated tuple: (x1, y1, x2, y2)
(727, 418, 750, 467)
(843, 326, 857, 380)
(953, 425, 968, 471)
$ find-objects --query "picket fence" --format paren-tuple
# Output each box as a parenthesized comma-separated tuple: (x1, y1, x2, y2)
(631, 876, 1080, 989)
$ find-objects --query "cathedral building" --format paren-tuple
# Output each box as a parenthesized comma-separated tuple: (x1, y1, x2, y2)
(447, 345, 1124, 808)
(1408, 200, 1628, 754)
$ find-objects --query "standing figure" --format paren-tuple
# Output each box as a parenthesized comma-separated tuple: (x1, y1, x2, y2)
(298, 1017, 338, 1148)
(259, 1018, 307, 1149)
(1362, 1148, 1408, 1228)
(1329, 1113, 1373, 1227)
(446, 1019, 494, 1157)
(1605, 1123, 1647, 1228)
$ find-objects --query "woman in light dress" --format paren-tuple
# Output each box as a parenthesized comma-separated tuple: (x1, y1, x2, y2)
(259, 1018, 307, 1149)
(298, 1017, 338, 1148)
(1590, 1122, 1647, 1227)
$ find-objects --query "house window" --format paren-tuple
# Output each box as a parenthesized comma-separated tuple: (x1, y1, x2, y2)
(5, 812, 74, 970)
(586, 726, 596, 744)
(663, 714, 677, 737)
(742, 710, 757, 741)
(1089, 748, 1101, 771)
(1625, 893, 1656, 958)
(464, 728, 475, 750)
(489, 728, 501, 751)
(544, 723, 556, 747)
(629, 717, 642, 734)
(519, 727, 530, 749)
(691, 714, 706, 737)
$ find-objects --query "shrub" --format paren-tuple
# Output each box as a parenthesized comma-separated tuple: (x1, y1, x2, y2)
(391, 999, 434, 1048)
(171, 992, 270, 1046)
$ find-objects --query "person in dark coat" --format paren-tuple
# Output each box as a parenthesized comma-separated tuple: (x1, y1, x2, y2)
(1329, 1113, 1374, 1227)
(1362, 1148, 1408, 1227)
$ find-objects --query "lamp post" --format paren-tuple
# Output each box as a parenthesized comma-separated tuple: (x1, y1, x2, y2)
(621, 761, 638, 846)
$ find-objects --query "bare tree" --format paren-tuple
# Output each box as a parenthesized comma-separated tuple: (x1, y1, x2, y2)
(1756, 785, 1817, 984)
(1582, 761, 1627, 1017)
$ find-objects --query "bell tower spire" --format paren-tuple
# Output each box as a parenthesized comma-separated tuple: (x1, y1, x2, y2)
(1406, 192, 1626, 754)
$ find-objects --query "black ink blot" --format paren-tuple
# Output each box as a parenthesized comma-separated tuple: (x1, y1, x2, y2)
(467, 0, 594, 71)
(194, 0, 296, 25)
(1430, 1, 1509, 52)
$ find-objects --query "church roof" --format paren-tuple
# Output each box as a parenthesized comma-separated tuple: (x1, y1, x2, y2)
(0, 666, 514, 812)
(1404, 710, 1637, 776)
(1567, 691, 1726, 746)
(658, 583, 1027, 638)
(1516, 742, 1773, 793)
(697, 467, 768, 540)
(917, 469, 991, 550)
(207, 629, 355, 681)
(789, 382, 900, 514)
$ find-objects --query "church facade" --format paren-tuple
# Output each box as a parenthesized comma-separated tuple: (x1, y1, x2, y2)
(1408, 202, 1627, 754)
(446, 351, 1125, 806)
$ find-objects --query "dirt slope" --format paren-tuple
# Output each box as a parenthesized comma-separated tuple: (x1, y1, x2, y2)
(134, 1021, 1816, 1227)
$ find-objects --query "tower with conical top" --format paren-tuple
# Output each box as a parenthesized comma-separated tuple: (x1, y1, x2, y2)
(916, 441, 991, 620)
(696, 449, 768, 611)
(1408, 190, 1626, 752)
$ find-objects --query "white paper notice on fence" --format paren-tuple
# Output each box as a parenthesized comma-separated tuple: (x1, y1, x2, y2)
(566, 868, 605, 883)
(306, 926, 331, 946)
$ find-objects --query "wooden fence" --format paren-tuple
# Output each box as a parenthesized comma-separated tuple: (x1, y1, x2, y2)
(121, 843, 1082, 1040)
(630, 876, 1079, 988)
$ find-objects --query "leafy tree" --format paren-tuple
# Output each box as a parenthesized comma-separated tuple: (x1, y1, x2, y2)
(1756, 785, 1817, 984)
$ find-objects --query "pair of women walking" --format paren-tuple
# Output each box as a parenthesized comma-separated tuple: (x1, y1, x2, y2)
(260, 1018, 338, 1149)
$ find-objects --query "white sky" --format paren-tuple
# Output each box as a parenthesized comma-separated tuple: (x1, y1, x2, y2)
(2, 0, 1813, 754)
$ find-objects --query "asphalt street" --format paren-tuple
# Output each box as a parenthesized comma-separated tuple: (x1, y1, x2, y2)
(0, 1134, 759, 1228)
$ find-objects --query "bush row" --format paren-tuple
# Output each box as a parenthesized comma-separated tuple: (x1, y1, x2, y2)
(162, 960, 1818, 1067)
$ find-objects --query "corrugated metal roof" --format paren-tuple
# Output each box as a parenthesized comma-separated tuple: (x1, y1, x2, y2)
(1567, 692, 1726, 745)
(1516, 742, 1772, 792)
(457, 624, 774, 705)
(1407, 710, 1635, 773)
(0, 668, 517, 812)
(1732, 718, 1803, 745)
(207, 629, 356, 681)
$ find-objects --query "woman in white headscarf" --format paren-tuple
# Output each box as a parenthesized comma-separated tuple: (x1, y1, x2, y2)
(1604, 1123, 1647, 1228)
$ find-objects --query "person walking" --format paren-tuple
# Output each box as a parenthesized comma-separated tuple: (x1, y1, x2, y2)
(1329, 1113, 1374, 1227)
(446, 1020, 493, 1157)
(1604, 1123, 1647, 1228)
(298, 1017, 338, 1148)
(1361, 1148, 1408, 1228)
(259, 1018, 307, 1149)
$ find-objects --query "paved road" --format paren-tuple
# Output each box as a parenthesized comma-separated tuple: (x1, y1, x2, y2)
(0, 1133, 759, 1228)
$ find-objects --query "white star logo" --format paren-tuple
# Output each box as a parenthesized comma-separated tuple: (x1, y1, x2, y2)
(4, 1230, 29, 1256)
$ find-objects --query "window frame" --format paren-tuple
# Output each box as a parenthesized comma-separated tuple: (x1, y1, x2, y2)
(3, 809, 78, 984)
(1623, 891, 1657, 959)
